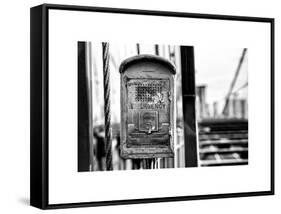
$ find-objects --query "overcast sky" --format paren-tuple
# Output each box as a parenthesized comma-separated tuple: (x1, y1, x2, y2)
(195, 46, 248, 105)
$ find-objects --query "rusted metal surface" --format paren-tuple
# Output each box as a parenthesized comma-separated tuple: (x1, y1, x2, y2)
(120, 55, 175, 159)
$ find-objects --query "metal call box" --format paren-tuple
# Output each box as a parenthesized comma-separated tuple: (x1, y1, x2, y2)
(119, 55, 176, 159)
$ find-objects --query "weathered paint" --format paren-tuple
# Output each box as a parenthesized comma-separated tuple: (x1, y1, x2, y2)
(120, 55, 175, 159)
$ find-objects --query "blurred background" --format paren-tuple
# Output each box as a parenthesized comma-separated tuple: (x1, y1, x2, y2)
(78, 42, 248, 171)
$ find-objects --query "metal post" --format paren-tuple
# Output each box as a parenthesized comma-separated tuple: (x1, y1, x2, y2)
(155, 44, 159, 56)
(85, 42, 94, 171)
(141, 159, 154, 169)
(180, 46, 198, 167)
(78, 42, 93, 172)
(102, 42, 113, 170)
(136, 43, 140, 55)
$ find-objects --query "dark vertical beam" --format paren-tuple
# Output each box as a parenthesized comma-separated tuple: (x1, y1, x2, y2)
(180, 46, 198, 167)
(155, 44, 159, 56)
(136, 43, 140, 55)
(78, 42, 91, 171)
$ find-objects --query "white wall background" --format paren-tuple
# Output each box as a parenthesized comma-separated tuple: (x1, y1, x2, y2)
(0, 0, 278, 213)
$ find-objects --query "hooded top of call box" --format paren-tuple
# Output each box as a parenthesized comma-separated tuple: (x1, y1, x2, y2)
(119, 54, 176, 75)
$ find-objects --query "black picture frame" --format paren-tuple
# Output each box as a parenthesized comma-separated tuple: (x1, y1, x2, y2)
(30, 3, 275, 209)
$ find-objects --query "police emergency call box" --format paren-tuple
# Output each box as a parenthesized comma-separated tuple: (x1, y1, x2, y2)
(119, 55, 176, 159)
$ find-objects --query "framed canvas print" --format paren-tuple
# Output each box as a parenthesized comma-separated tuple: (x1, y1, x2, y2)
(30, 4, 275, 209)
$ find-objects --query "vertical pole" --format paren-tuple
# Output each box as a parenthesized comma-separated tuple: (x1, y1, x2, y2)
(102, 42, 113, 170)
(213, 102, 218, 118)
(155, 44, 159, 56)
(241, 99, 246, 119)
(141, 159, 154, 169)
(180, 46, 198, 167)
(78, 42, 91, 172)
(197, 85, 207, 119)
(85, 42, 94, 171)
(136, 44, 140, 55)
